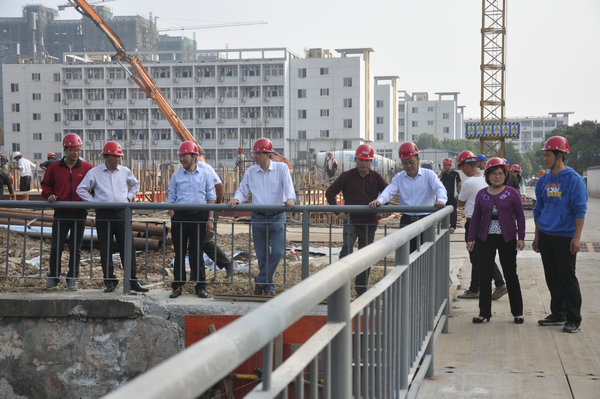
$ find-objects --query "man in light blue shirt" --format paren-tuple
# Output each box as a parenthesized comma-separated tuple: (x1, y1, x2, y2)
(370, 142, 447, 252)
(77, 141, 148, 293)
(229, 138, 296, 296)
(167, 141, 216, 299)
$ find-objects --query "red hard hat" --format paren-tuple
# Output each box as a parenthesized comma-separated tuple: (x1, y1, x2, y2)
(62, 133, 82, 147)
(47, 152, 56, 160)
(485, 157, 508, 173)
(457, 150, 476, 169)
(542, 135, 569, 153)
(443, 158, 452, 166)
(237, 146, 244, 154)
(178, 141, 199, 155)
(103, 141, 124, 156)
(399, 142, 419, 160)
(510, 164, 521, 172)
(355, 144, 374, 160)
(252, 137, 274, 153)
(327, 151, 333, 156)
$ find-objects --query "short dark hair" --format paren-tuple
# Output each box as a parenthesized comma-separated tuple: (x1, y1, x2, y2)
(485, 165, 508, 186)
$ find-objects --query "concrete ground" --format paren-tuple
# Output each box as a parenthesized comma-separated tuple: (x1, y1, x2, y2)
(417, 197, 600, 398)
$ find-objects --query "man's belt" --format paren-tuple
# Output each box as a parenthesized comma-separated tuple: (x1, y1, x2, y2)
(255, 211, 284, 217)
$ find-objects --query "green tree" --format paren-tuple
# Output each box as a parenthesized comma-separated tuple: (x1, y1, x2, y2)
(415, 134, 442, 150)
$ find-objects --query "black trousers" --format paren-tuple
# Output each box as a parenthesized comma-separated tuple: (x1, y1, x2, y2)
(96, 209, 138, 286)
(477, 235, 523, 318)
(171, 211, 208, 289)
(19, 175, 31, 191)
(465, 218, 505, 292)
(400, 214, 426, 253)
(538, 231, 582, 324)
(339, 219, 377, 296)
(49, 210, 87, 280)
(203, 230, 232, 270)
(446, 197, 458, 229)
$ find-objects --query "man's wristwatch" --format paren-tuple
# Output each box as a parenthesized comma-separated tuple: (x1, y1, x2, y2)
(208, 217, 214, 221)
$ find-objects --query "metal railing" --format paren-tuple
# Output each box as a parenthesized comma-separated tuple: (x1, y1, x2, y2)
(98, 205, 452, 399)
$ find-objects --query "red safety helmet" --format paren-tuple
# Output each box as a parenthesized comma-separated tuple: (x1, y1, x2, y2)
(178, 141, 199, 155)
(47, 152, 56, 160)
(542, 135, 569, 153)
(62, 133, 82, 147)
(237, 147, 244, 154)
(510, 164, 521, 172)
(485, 157, 508, 173)
(355, 144, 374, 160)
(457, 150, 476, 169)
(398, 142, 419, 160)
(443, 158, 452, 166)
(102, 141, 124, 156)
(327, 151, 333, 156)
(252, 137, 274, 153)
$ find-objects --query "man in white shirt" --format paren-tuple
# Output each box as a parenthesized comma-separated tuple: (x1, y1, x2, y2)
(456, 151, 507, 300)
(76, 141, 148, 293)
(10, 152, 36, 191)
(370, 141, 446, 252)
(229, 138, 296, 296)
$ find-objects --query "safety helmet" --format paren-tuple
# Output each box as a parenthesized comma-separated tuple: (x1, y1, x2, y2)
(485, 157, 509, 173)
(443, 158, 452, 166)
(354, 144, 374, 160)
(398, 142, 419, 160)
(62, 133, 82, 147)
(542, 135, 569, 153)
(327, 151, 333, 156)
(102, 141, 124, 156)
(178, 141, 199, 155)
(47, 152, 57, 160)
(252, 137, 274, 153)
(510, 164, 521, 172)
(502, 158, 508, 166)
(457, 150, 477, 169)
(12, 151, 22, 159)
(237, 147, 244, 154)
(476, 154, 487, 162)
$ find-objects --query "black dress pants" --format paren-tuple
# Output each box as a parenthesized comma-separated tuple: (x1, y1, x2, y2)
(96, 209, 138, 286)
(49, 210, 87, 280)
(171, 211, 208, 290)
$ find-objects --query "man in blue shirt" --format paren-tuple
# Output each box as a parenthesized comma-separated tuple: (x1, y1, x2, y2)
(533, 136, 587, 333)
(168, 141, 216, 299)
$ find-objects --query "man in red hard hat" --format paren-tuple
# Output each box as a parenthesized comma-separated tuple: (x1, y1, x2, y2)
(324, 151, 338, 179)
(439, 157, 461, 233)
(167, 141, 216, 299)
(370, 142, 447, 252)
(229, 137, 296, 296)
(77, 141, 148, 293)
(234, 146, 246, 184)
(42, 133, 94, 290)
(325, 144, 387, 296)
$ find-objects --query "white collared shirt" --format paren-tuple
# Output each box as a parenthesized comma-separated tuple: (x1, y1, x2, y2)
(76, 163, 139, 202)
(233, 160, 296, 205)
(376, 167, 447, 215)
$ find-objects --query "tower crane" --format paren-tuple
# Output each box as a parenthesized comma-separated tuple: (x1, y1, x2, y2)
(156, 21, 267, 33)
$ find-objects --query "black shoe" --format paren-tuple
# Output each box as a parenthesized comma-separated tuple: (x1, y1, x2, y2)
(130, 281, 149, 293)
(563, 322, 580, 333)
(195, 287, 209, 298)
(472, 315, 490, 324)
(538, 314, 566, 326)
(169, 288, 182, 299)
(104, 284, 115, 293)
(225, 263, 234, 279)
(514, 316, 524, 324)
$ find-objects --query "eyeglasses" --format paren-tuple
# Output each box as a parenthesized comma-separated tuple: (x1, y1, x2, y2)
(488, 171, 505, 177)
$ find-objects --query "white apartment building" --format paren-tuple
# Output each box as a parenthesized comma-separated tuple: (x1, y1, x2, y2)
(463, 112, 571, 153)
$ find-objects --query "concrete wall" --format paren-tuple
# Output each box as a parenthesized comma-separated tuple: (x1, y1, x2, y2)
(586, 166, 600, 198)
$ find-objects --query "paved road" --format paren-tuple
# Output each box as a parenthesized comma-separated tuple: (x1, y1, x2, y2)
(418, 197, 600, 398)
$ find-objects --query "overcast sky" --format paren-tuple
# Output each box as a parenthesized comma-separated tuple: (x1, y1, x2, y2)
(3, 0, 599, 124)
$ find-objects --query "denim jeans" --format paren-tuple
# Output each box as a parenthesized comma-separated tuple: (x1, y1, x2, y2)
(251, 212, 286, 293)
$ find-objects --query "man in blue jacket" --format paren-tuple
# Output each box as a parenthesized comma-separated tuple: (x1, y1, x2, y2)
(533, 136, 587, 333)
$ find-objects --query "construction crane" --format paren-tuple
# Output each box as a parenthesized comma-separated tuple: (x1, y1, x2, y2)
(58, 0, 114, 11)
(156, 20, 267, 33)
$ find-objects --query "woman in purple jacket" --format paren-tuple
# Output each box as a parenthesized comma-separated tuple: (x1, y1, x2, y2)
(467, 157, 526, 324)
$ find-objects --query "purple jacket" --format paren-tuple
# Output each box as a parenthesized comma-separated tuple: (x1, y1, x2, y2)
(468, 186, 525, 243)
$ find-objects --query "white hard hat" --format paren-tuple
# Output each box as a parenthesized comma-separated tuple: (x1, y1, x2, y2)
(12, 152, 22, 159)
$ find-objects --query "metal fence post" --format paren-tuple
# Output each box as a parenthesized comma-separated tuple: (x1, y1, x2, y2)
(328, 281, 351, 398)
(123, 205, 132, 294)
(396, 241, 410, 390)
(301, 209, 309, 280)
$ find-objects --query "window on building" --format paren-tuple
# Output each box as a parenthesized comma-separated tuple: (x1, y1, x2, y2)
(298, 68, 307, 78)
(427, 120, 433, 126)
(298, 110, 307, 119)
(297, 151, 307, 160)
(545, 120, 556, 127)
(54, 113, 61, 122)
(55, 133, 62, 142)
(376, 100, 384, 108)
(320, 67, 329, 75)
(343, 119, 352, 128)
(398, 104, 405, 112)
(343, 140, 352, 149)
(320, 88, 329, 96)
(376, 133, 384, 140)
(442, 112, 449, 119)
(443, 127, 450, 133)
(32, 93, 41, 101)
(33, 113, 41, 121)
(34, 153, 42, 160)
(12, 123, 20, 132)
(557, 120, 564, 127)
(320, 109, 330, 117)
(343, 98, 352, 108)
(12, 143, 20, 152)
(411, 107, 418, 113)
(533, 120, 544, 127)
(376, 117, 384, 124)
(297, 89, 306, 98)
(427, 106, 434, 112)
(521, 120, 531, 127)
(298, 130, 306, 139)
(54, 93, 61, 102)
(343, 77, 352, 87)
(54, 73, 61, 82)
(11, 104, 20, 112)
(412, 121, 418, 127)
(533, 131, 544, 139)
(399, 118, 405, 125)
(33, 133, 42, 140)
(320, 130, 330, 137)
(31, 73, 41, 81)
(11, 83, 19, 92)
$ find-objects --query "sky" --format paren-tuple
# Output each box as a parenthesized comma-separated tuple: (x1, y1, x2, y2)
(2, 0, 599, 124)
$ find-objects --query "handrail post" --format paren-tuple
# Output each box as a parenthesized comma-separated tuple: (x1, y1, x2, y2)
(328, 281, 351, 398)
(123, 204, 132, 294)
(397, 241, 410, 390)
(301, 209, 309, 280)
